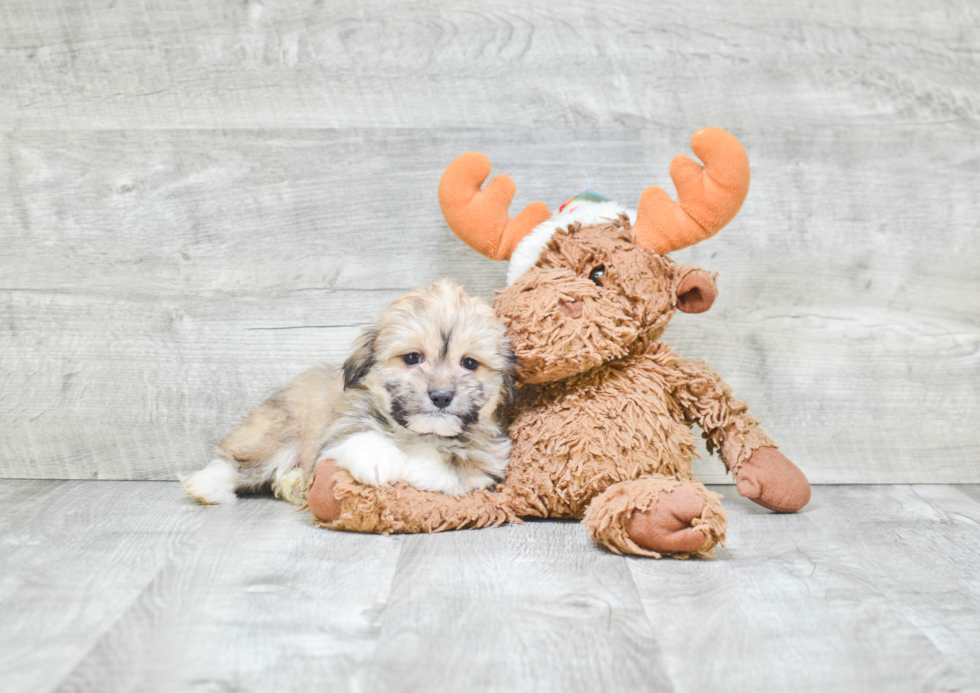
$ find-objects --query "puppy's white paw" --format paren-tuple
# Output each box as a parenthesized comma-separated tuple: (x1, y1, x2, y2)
(323, 431, 408, 488)
(180, 459, 239, 505)
(462, 471, 498, 493)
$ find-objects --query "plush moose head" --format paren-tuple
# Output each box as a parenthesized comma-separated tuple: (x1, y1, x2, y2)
(437, 128, 749, 384)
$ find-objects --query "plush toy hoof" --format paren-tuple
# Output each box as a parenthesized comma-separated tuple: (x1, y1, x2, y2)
(736, 448, 811, 513)
(306, 458, 342, 522)
(623, 487, 709, 555)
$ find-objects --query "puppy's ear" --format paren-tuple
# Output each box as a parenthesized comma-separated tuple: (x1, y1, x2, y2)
(501, 348, 519, 406)
(343, 329, 376, 390)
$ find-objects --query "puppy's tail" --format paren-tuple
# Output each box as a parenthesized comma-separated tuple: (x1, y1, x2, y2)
(179, 458, 241, 505)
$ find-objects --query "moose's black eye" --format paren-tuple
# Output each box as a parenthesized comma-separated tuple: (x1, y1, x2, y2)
(461, 357, 479, 371)
(402, 353, 423, 366)
(589, 266, 606, 285)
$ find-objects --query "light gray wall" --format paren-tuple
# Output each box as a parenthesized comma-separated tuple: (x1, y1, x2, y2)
(2, 0, 977, 482)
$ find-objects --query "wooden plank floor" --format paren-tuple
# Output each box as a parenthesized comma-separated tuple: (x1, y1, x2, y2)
(1, 481, 978, 692)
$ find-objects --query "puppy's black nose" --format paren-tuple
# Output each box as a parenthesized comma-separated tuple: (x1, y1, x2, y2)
(429, 390, 454, 409)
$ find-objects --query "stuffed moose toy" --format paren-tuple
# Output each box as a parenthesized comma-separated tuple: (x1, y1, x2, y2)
(306, 127, 811, 558)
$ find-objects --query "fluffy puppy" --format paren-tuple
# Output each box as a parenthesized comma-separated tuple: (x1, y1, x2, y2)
(181, 280, 515, 505)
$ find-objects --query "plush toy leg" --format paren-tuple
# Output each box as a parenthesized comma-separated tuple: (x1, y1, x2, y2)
(734, 447, 811, 513)
(583, 476, 727, 559)
(306, 458, 343, 522)
(305, 457, 518, 534)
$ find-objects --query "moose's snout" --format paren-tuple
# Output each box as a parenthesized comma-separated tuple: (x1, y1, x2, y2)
(558, 299, 584, 319)
(429, 390, 455, 409)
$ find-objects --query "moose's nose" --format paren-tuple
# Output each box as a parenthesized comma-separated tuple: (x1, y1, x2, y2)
(429, 390, 455, 409)
(558, 299, 584, 319)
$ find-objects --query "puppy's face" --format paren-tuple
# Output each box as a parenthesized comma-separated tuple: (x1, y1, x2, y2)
(343, 280, 515, 438)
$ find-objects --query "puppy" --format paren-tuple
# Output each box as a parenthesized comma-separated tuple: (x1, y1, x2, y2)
(181, 280, 516, 505)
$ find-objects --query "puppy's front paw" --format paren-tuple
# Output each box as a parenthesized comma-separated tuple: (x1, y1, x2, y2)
(462, 471, 497, 493)
(322, 431, 407, 488)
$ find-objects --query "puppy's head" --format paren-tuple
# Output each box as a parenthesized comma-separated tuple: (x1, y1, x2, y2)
(343, 279, 515, 438)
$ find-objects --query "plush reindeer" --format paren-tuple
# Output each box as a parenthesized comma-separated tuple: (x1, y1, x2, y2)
(307, 128, 810, 558)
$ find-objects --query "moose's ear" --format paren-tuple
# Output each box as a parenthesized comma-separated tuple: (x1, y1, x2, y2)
(675, 269, 717, 314)
(342, 329, 377, 389)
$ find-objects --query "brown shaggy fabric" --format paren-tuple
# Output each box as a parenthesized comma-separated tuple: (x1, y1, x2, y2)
(503, 343, 701, 519)
(495, 266, 637, 385)
(314, 467, 517, 534)
(315, 214, 810, 557)
(669, 357, 776, 477)
(584, 477, 727, 559)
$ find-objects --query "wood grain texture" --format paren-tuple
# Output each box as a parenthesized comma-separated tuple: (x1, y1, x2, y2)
(52, 490, 403, 693)
(627, 485, 980, 692)
(1, 0, 977, 131)
(1, 0, 978, 482)
(2, 481, 979, 692)
(0, 480, 212, 693)
(365, 523, 671, 692)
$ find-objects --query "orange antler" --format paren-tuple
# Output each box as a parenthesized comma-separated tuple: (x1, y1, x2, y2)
(438, 152, 552, 261)
(633, 128, 750, 254)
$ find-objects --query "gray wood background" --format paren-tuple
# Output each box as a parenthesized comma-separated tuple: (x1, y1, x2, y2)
(1, 0, 977, 483)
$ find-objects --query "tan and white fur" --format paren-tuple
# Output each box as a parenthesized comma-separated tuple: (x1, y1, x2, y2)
(181, 280, 516, 505)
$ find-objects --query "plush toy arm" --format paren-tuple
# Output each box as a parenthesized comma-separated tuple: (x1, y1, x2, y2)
(669, 358, 773, 473)
(669, 358, 810, 513)
(306, 459, 518, 534)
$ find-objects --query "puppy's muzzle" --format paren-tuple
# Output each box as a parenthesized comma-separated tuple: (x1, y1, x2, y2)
(429, 390, 454, 409)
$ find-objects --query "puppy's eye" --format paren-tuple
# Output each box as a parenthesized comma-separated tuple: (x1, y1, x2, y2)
(402, 353, 423, 366)
(461, 357, 479, 371)
(589, 266, 606, 285)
